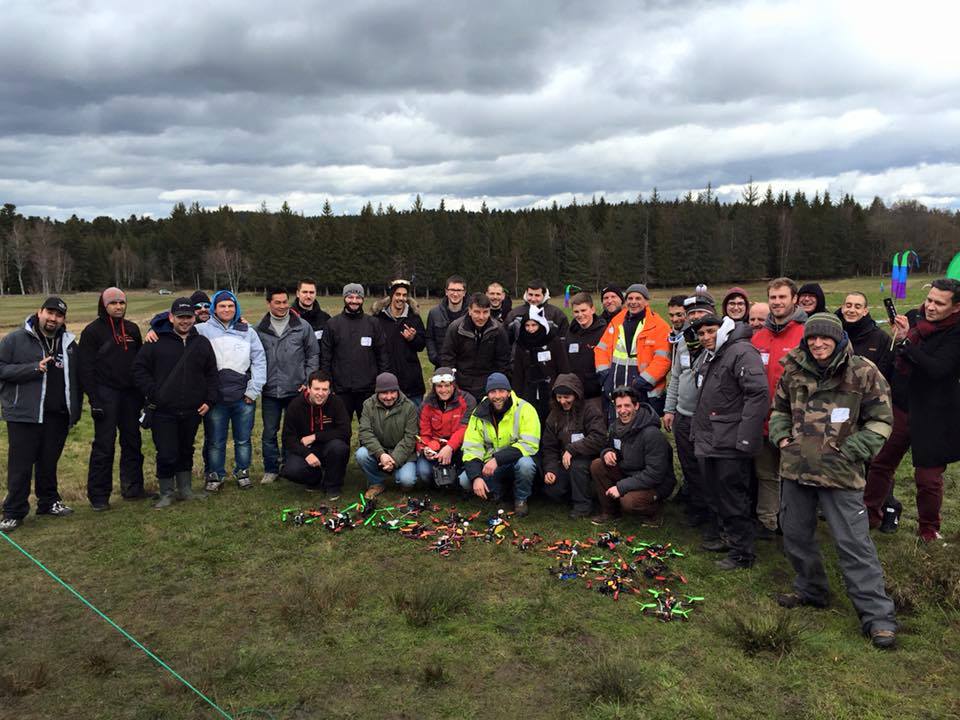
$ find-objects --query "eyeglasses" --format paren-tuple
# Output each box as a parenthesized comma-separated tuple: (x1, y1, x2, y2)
(194, 303, 211, 310)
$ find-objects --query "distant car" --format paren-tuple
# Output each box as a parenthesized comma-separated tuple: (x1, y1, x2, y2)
(157, 289, 172, 295)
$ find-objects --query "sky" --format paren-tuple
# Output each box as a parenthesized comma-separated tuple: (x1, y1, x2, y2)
(3, 0, 960, 220)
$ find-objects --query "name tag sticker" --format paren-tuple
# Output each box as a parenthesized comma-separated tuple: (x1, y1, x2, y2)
(680, 355, 690, 368)
(537, 350, 552, 362)
(696, 375, 703, 388)
(314, 330, 323, 340)
(760, 352, 770, 366)
(570, 432, 585, 442)
(568, 343, 579, 353)
(613, 438, 622, 450)
(831, 408, 851, 423)
(360, 336, 373, 347)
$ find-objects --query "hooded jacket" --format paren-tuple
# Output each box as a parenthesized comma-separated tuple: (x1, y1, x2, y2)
(462, 391, 540, 479)
(566, 315, 606, 398)
(769, 341, 893, 490)
(282, 390, 351, 457)
(196, 290, 267, 404)
(0, 316, 81, 425)
(838, 311, 894, 382)
(541, 374, 607, 475)
(752, 306, 808, 428)
(512, 322, 571, 417)
(426, 298, 467, 367)
(664, 322, 699, 417)
(505, 300, 570, 342)
(722, 287, 750, 322)
(255, 311, 319, 399)
(358, 392, 419, 465)
(372, 296, 427, 398)
(439, 315, 511, 402)
(417, 387, 476, 452)
(77, 296, 143, 405)
(601, 402, 675, 499)
(798, 283, 828, 315)
(692, 320, 769, 458)
(132, 324, 219, 415)
(320, 304, 388, 394)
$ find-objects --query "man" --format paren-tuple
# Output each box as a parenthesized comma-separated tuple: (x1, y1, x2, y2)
(373, 279, 427, 405)
(426, 275, 467, 368)
(838, 292, 893, 381)
(132, 298, 219, 509)
(798, 283, 828, 315)
(505, 279, 570, 341)
(751, 277, 807, 535)
(486, 281, 513, 322)
(198, 290, 267, 492)
(599, 285, 624, 325)
(416, 367, 476, 488)
(666, 295, 688, 333)
(78, 287, 145, 509)
(589, 386, 674, 524)
(692, 315, 768, 570)
(664, 290, 715, 525)
(0, 297, 81, 532)
(594, 283, 672, 415)
(144, 289, 211, 341)
(542, 374, 607, 518)
(440, 293, 511, 404)
(769, 312, 897, 648)
(320, 283, 388, 421)
(356, 372, 419, 498)
(748, 302, 770, 334)
(461, 373, 540, 517)
(722, 288, 750, 323)
(281, 370, 350, 499)
(566, 292, 607, 404)
(255, 287, 320, 484)
(864, 279, 960, 543)
(290, 279, 331, 339)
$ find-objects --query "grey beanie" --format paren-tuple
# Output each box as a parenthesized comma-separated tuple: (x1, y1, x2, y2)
(375, 372, 400, 392)
(625, 283, 650, 299)
(343, 283, 365, 298)
(804, 312, 844, 344)
(485, 372, 511, 393)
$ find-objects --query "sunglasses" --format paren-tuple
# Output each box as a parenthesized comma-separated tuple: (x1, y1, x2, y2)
(194, 303, 211, 310)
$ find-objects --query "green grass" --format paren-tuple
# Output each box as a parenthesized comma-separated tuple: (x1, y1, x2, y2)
(1, 276, 958, 719)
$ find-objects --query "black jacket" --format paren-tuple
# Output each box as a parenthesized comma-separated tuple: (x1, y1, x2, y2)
(840, 312, 894, 382)
(439, 316, 511, 402)
(512, 327, 570, 419)
(291, 300, 331, 334)
(542, 374, 607, 475)
(490, 295, 513, 322)
(506, 302, 570, 343)
(320, 308, 388, 394)
(77, 298, 143, 405)
(132, 327, 219, 414)
(373, 298, 427, 398)
(426, 299, 467, 367)
(566, 316, 606, 398)
(602, 403, 675, 499)
(692, 322, 769, 458)
(282, 391, 352, 457)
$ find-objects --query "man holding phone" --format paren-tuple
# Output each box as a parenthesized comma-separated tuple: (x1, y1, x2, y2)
(374, 279, 427, 406)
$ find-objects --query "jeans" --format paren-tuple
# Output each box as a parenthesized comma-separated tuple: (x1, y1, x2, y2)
(205, 399, 256, 478)
(355, 446, 418, 488)
(261, 395, 294, 474)
(458, 455, 537, 503)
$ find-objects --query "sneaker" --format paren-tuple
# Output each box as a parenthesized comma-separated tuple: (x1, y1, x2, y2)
(37, 501, 74, 517)
(920, 531, 946, 545)
(364, 485, 385, 500)
(91, 502, 111, 512)
(776, 591, 829, 609)
(261, 472, 278, 485)
(870, 628, 896, 649)
(235, 469, 252, 489)
(205, 473, 224, 492)
(326, 491, 342, 502)
(0, 517, 22, 533)
(716, 556, 754, 571)
(514, 500, 529, 518)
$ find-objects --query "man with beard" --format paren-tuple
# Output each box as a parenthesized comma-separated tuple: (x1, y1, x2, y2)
(599, 285, 624, 325)
(356, 372, 419, 498)
(486, 281, 513, 322)
(372, 279, 427, 406)
(748, 303, 770, 334)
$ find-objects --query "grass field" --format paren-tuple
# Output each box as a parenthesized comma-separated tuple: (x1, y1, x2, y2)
(1, 277, 958, 720)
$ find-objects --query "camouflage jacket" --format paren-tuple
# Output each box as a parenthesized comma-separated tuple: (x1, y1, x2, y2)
(769, 342, 893, 490)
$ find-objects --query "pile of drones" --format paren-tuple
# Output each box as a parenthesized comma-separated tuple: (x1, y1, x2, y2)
(281, 496, 702, 621)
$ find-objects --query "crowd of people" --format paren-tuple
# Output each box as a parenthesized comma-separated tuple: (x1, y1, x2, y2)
(3, 274, 960, 649)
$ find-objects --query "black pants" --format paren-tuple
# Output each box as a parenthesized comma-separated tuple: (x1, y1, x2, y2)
(151, 412, 202, 478)
(698, 455, 756, 563)
(3, 415, 70, 520)
(87, 386, 145, 502)
(282, 439, 350, 491)
(543, 456, 594, 512)
(338, 391, 371, 422)
(675, 413, 708, 519)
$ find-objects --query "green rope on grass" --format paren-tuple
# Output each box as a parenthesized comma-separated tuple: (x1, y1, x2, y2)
(1, 530, 236, 719)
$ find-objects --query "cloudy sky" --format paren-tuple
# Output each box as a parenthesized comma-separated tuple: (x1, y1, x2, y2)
(3, 0, 960, 219)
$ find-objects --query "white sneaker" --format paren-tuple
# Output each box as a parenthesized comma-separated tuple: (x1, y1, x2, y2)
(261, 472, 279, 485)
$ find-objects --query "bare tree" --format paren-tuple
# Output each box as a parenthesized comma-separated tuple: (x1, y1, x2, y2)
(111, 242, 139, 287)
(29, 222, 58, 295)
(8, 219, 30, 294)
(205, 244, 245, 294)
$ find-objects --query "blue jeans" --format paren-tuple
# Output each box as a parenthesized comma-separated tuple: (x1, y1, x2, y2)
(355, 446, 418, 489)
(205, 399, 256, 478)
(459, 455, 537, 503)
(261, 395, 293, 473)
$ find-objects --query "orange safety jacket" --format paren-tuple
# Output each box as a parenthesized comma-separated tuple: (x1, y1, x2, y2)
(594, 307, 672, 397)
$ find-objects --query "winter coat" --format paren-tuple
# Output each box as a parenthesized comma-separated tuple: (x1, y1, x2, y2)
(752, 306, 807, 429)
(798, 283, 828, 315)
(462, 391, 540, 479)
(512, 328, 570, 420)
(692, 321, 769, 458)
(77, 297, 143, 405)
(506, 302, 570, 342)
(255, 312, 319, 399)
(0, 316, 82, 425)
(840, 312, 894, 382)
(196, 291, 267, 403)
(439, 316, 511, 402)
(594, 307, 672, 398)
(372, 297, 427, 398)
(417, 388, 476, 452)
(290, 300, 331, 335)
(282, 391, 351, 457)
(664, 323, 699, 417)
(769, 342, 892, 490)
(357, 392, 419, 465)
(320, 307, 388, 394)
(541, 374, 607, 475)
(426, 299, 467, 367)
(132, 326, 219, 415)
(601, 403, 675, 499)
(566, 316, 606, 399)
(490, 295, 513, 322)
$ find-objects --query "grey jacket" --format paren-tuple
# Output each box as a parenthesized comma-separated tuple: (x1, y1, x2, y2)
(255, 312, 320, 398)
(0, 316, 82, 425)
(664, 326, 698, 417)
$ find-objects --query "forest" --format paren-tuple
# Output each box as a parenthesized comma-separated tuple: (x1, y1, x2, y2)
(1, 182, 958, 297)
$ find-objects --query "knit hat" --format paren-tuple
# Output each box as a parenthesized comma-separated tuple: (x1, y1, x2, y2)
(375, 372, 400, 392)
(684, 290, 716, 315)
(343, 283, 365, 298)
(601, 285, 624, 302)
(190, 290, 211, 306)
(804, 312, 844, 344)
(101, 287, 126, 305)
(625, 283, 650, 299)
(485, 372, 511, 393)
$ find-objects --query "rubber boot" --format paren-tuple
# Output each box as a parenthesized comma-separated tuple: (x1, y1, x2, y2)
(176, 471, 207, 501)
(153, 477, 176, 509)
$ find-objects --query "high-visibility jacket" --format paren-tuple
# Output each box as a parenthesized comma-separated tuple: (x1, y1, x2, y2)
(462, 391, 541, 464)
(594, 307, 672, 396)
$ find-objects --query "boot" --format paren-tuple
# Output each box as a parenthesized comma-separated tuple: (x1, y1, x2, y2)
(879, 498, 902, 534)
(153, 478, 176, 509)
(176, 471, 207, 501)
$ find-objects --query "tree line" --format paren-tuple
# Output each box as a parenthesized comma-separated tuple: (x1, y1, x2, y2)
(1, 183, 958, 297)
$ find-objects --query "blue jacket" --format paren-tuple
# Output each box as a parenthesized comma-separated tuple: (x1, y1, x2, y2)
(196, 291, 267, 403)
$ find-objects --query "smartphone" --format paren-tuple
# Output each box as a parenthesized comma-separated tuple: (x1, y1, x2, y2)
(883, 297, 898, 325)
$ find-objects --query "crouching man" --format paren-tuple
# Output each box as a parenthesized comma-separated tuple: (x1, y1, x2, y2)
(769, 312, 898, 649)
(356, 372, 419, 499)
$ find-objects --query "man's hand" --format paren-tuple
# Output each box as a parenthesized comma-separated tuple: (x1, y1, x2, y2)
(893, 315, 909, 341)
(561, 450, 573, 470)
(379, 453, 395, 472)
(243, 396, 255, 405)
(300, 434, 316, 447)
(305, 453, 321, 468)
(145, 329, 159, 343)
(482, 458, 498, 478)
(37, 356, 53, 373)
(605, 485, 621, 499)
(400, 325, 417, 342)
(544, 471, 557, 486)
(472, 477, 489, 499)
(436, 445, 454, 465)
(198, 403, 210, 416)
(663, 412, 675, 432)
(603, 450, 618, 467)
(297, 385, 307, 393)
(778, 438, 792, 449)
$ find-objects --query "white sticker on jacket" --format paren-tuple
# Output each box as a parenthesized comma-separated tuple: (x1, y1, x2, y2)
(680, 355, 690, 368)
(314, 330, 323, 340)
(760, 352, 770, 366)
(537, 350, 552, 362)
(831, 407, 851, 423)
(570, 432, 585, 442)
(360, 336, 372, 347)
(568, 343, 579, 354)
(696, 375, 703, 388)
(613, 438, 622, 450)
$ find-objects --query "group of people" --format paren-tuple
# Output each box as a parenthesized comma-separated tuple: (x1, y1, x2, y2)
(3, 274, 960, 649)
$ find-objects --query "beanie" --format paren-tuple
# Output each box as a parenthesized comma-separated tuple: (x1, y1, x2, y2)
(601, 285, 624, 302)
(804, 312, 844, 344)
(684, 290, 716, 315)
(101, 287, 126, 305)
(485, 372, 511, 393)
(375, 372, 400, 392)
(625, 283, 650, 299)
(343, 283, 365, 298)
(189, 290, 211, 306)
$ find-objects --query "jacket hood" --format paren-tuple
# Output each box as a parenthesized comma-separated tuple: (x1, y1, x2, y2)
(716, 317, 753, 352)
(798, 283, 827, 315)
(616, 402, 661, 436)
(764, 305, 808, 334)
(722, 287, 750, 309)
(372, 296, 420, 317)
(25, 314, 74, 343)
(551, 373, 583, 400)
(210, 290, 241, 328)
